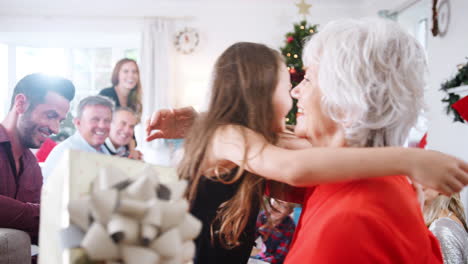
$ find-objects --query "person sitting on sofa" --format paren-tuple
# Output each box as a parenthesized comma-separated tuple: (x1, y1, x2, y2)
(104, 107, 142, 160)
(42, 95, 114, 182)
(0, 73, 75, 244)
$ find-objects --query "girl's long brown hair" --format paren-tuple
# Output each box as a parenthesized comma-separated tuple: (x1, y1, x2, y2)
(111, 58, 143, 119)
(178, 42, 285, 248)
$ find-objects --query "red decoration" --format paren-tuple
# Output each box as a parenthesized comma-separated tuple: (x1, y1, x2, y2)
(290, 70, 305, 84)
(287, 36, 294, 43)
(289, 68, 296, 74)
(452, 95, 468, 122)
(418, 133, 427, 149)
(36, 138, 58, 162)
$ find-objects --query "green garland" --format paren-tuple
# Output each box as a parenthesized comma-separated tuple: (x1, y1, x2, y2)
(280, 20, 318, 125)
(441, 59, 468, 123)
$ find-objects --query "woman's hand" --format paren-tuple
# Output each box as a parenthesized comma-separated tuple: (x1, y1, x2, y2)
(128, 149, 143, 160)
(412, 182, 425, 211)
(277, 131, 313, 150)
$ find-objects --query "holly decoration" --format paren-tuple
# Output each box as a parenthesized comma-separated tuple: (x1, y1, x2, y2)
(441, 59, 468, 123)
(280, 20, 318, 125)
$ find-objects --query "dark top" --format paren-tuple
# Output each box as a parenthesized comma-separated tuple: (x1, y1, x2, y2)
(99, 87, 124, 108)
(0, 124, 41, 244)
(191, 175, 260, 264)
(103, 140, 129, 157)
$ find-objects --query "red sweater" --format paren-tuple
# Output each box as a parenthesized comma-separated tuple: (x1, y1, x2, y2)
(284, 176, 443, 264)
(35, 137, 57, 162)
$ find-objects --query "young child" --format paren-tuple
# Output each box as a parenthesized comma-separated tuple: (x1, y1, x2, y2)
(174, 41, 468, 264)
(251, 199, 296, 264)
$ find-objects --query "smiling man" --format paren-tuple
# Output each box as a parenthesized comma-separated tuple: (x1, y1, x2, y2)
(42, 95, 114, 182)
(103, 107, 142, 160)
(0, 73, 75, 244)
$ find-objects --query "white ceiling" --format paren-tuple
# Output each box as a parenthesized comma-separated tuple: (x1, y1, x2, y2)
(0, 0, 410, 17)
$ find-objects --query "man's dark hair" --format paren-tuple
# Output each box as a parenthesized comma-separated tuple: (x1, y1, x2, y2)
(10, 73, 76, 111)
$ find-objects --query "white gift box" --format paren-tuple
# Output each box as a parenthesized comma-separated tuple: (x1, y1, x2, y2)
(38, 150, 179, 264)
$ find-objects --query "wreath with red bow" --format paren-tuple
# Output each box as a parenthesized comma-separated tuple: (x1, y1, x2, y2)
(441, 60, 468, 123)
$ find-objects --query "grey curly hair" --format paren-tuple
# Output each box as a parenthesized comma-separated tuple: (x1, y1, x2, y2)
(302, 18, 428, 147)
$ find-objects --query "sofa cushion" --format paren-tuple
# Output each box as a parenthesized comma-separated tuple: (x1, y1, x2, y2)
(0, 228, 31, 264)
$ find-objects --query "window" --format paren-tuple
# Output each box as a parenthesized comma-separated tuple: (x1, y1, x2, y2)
(16, 47, 67, 79)
(0, 44, 138, 134)
(14, 46, 138, 101)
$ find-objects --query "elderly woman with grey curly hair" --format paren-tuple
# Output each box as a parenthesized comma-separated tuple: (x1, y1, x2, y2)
(282, 18, 444, 263)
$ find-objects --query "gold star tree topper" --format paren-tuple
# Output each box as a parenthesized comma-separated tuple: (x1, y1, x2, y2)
(296, 0, 312, 16)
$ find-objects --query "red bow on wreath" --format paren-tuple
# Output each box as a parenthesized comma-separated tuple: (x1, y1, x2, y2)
(451, 95, 468, 122)
(418, 133, 428, 149)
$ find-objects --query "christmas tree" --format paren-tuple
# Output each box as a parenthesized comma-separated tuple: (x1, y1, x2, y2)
(280, 20, 318, 125)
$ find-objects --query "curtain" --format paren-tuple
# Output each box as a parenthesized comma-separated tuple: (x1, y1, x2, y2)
(137, 17, 175, 154)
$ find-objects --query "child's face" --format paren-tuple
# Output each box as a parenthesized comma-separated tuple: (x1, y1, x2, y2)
(272, 64, 293, 132)
(270, 200, 292, 221)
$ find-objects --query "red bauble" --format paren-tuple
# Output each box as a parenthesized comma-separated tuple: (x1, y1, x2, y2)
(290, 70, 305, 84)
(289, 68, 296, 74)
(287, 36, 294, 43)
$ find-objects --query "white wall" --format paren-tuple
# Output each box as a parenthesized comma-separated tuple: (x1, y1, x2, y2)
(170, 4, 366, 110)
(0, 16, 142, 47)
(361, 0, 468, 157)
(0, 1, 368, 112)
(425, 0, 468, 160)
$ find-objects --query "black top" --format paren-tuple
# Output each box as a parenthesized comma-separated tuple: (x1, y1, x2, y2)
(103, 140, 130, 157)
(190, 175, 260, 264)
(99, 87, 123, 108)
(99, 86, 139, 113)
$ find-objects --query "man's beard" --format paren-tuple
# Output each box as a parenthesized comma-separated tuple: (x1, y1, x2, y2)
(17, 111, 42, 149)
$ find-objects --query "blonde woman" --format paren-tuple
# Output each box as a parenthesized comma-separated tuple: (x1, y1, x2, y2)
(424, 190, 468, 264)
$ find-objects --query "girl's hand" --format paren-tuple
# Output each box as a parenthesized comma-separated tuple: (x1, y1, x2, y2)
(407, 149, 468, 196)
(146, 107, 197, 141)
